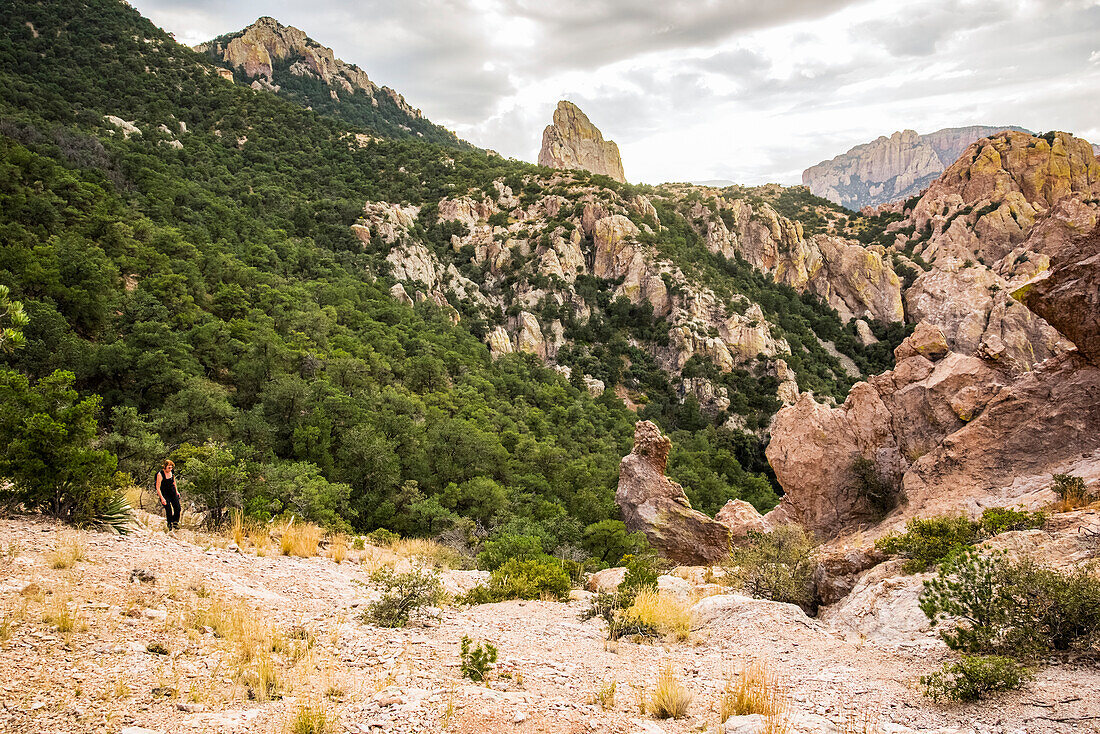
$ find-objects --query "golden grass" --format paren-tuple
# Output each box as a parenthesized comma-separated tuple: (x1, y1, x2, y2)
(281, 520, 324, 557)
(588, 680, 616, 710)
(285, 702, 330, 734)
(649, 663, 693, 719)
(328, 534, 347, 564)
(43, 597, 85, 633)
(48, 536, 86, 569)
(230, 509, 245, 548)
(389, 537, 465, 569)
(721, 659, 788, 720)
(621, 587, 691, 641)
(0, 614, 14, 642)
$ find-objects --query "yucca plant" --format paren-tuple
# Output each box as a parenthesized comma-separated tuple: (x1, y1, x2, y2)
(93, 490, 134, 535)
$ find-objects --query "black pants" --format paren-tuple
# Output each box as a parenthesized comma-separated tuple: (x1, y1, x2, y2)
(164, 493, 181, 530)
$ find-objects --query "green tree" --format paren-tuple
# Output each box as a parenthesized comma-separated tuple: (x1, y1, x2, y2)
(0, 369, 118, 523)
(0, 285, 29, 353)
(174, 441, 245, 526)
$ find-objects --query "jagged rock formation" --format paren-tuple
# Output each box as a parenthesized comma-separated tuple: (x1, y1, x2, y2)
(760, 221, 1100, 539)
(803, 125, 1031, 210)
(615, 421, 733, 565)
(680, 191, 904, 323)
(538, 101, 626, 183)
(197, 17, 422, 118)
(892, 130, 1100, 371)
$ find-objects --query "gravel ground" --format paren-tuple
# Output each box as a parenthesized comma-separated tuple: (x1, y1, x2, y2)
(0, 515, 1097, 734)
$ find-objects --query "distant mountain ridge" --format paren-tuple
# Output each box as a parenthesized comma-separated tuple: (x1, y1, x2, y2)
(803, 125, 1032, 211)
(197, 16, 468, 147)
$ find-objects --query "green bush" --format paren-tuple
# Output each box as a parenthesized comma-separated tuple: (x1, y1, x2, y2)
(921, 655, 1029, 702)
(852, 456, 897, 518)
(459, 635, 498, 683)
(978, 507, 1045, 536)
(362, 568, 443, 628)
(876, 515, 978, 572)
(920, 548, 1100, 656)
(618, 550, 668, 607)
(0, 369, 121, 526)
(476, 534, 546, 571)
(1052, 474, 1095, 506)
(366, 528, 400, 547)
(725, 525, 815, 610)
(461, 557, 571, 604)
(582, 520, 649, 567)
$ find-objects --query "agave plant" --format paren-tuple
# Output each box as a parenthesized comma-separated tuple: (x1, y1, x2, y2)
(93, 491, 134, 535)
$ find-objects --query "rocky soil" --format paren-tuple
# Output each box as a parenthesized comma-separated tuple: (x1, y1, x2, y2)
(2, 515, 1098, 734)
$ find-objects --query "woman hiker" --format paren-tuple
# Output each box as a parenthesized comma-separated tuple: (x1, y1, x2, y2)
(155, 460, 181, 531)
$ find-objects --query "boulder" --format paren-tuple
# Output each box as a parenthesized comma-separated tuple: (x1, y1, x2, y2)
(615, 421, 732, 565)
(586, 567, 626, 593)
(1021, 225, 1100, 365)
(715, 499, 770, 539)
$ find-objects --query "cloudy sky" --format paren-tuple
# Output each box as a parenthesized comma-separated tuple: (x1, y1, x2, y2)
(131, 0, 1100, 185)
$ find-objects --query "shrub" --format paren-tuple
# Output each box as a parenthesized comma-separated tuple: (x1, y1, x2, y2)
(462, 557, 571, 603)
(459, 635, 497, 682)
(978, 507, 1045, 536)
(618, 588, 690, 641)
(649, 663, 692, 719)
(582, 520, 649, 566)
(876, 515, 977, 572)
(362, 568, 443, 628)
(920, 548, 1100, 656)
(366, 528, 400, 547)
(852, 456, 897, 518)
(725, 525, 815, 609)
(618, 550, 666, 606)
(1051, 474, 1095, 510)
(0, 369, 120, 526)
(287, 702, 330, 734)
(921, 655, 1029, 702)
(475, 534, 545, 571)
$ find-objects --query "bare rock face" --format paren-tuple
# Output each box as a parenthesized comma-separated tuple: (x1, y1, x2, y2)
(767, 220, 1100, 539)
(803, 125, 1031, 210)
(198, 17, 421, 119)
(1021, 226, 1100, 365)
(765, 324, 1010, 538)
(538, 101, 626, 184)
(616, 421, 732, 565)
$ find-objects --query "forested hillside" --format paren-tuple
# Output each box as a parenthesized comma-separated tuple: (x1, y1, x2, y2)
(0, 0, 799, 556)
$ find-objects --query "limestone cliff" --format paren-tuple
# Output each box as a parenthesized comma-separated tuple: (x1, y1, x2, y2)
(803, 125, 1031, 210)
(538, 101, 626, 184)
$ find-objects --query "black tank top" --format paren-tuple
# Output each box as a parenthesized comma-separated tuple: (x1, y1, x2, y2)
(158, 471, 177, 496)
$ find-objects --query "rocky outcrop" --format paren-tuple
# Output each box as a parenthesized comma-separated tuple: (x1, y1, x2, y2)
(615, 421, 732, 565)
(538, 101, 626, 183)
(803, 125, 1030, 210)
(765, 323, 1012, 538)
(1020, 226, 1100, 365)
(198, 17, 421, 118)
(894, 130, 1100, 371)
(766, 217, 1100, 538)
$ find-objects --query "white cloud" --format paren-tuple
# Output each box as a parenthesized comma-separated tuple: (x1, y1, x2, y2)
(130, 0, 1100, 185)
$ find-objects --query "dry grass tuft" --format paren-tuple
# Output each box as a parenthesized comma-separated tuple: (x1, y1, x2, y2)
(589, 680, 617, 710)
(281, 520, 324, 557)
(285, 701, 330, 733)
(328, 534, 347, 564)
(622, 587, 691, 641)
(43, 597, 85, 633)
(229, 509, 245, 548)
(649, 663, 693, 719)
(389, 537, 466, 569)
(836, 705, 883, 734)
(48, 536, 86, 569)
(722, 659, 788, 719)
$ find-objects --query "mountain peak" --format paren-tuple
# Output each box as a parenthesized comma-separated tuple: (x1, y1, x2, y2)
(197, 16, 422, 120)
(538, 100, 626, 183)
